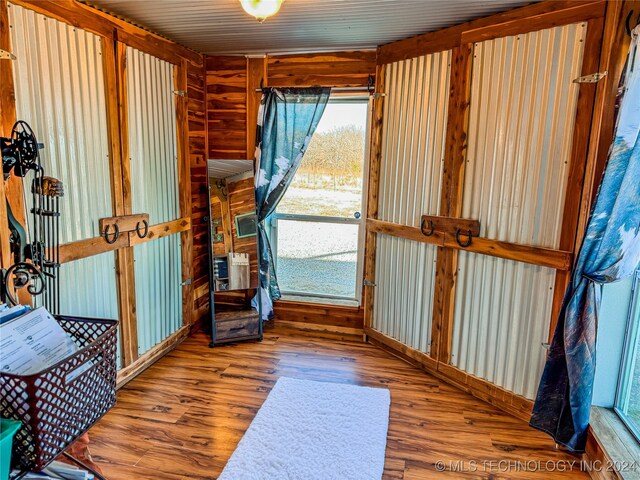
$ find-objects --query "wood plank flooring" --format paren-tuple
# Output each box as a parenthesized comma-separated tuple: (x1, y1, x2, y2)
(88, 324, 589, 479)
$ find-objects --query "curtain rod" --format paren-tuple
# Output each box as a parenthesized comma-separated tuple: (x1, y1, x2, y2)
(254, 86, 370, 93)
(254, 86, 385, 97)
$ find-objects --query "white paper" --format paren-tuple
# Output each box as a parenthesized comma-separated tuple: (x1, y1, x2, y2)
(0, 307, 84, 379)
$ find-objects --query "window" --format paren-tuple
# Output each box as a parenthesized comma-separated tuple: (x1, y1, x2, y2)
(270, 98, 369, 303)
(616, 268, 640, 441)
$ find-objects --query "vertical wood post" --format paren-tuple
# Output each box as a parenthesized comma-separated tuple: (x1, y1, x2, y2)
(430, 44, 472, 364)
(112, 38, 138, 365)
(548, 2, 638, 340)
(0, 0, 15, 268)
(176, 59, 193, 327)
(246, 56, 265, 160)
(363, 59, 385, 329)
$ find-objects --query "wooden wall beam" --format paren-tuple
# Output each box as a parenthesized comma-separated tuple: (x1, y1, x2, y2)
(11, 0, 200, 64)
(549, 14, 606, 340)
(377, 0, 606, 64)
(430, 44, 472, 364)
(246, 56, 265, 159)
(187, 48, 208, 327)
(266, 50, 376, 87)
(0, 0, 16, 268)
(113, 38, 138, 367)
(58, 234, 128, 264)
(367, 219, 445, 247)
(442, 237, 573, 271)
(273, 300, 363, 330)
(115, 248, 138, 366)
(369, 218, 572, 271)
(0, 0, 27, 273)
(549, 2, 636, 340)
(176, 60, 194, 328)
(363, 61, 385, 330)
(129, 218, 191, 247)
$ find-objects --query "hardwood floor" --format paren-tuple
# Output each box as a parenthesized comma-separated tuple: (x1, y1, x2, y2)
(88, 324, 589, 479)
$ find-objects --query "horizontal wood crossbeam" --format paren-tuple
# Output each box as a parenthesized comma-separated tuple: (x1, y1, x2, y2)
(442, 236, 573, 271)
(367, 219, 572, 270)
(377, 0, 606, 64)
(367, 219, 445, 247)
(58, 217, 191, 264)
(99, 213, 150, 234)
(129, 218, 191, 247)
(420, 214, 480, 237)
(10, 0, 200, 64)
(273, 299, 364, 330)
(58, 234, 129, 264)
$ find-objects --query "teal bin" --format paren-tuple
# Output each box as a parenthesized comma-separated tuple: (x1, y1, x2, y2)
(0, 418, 21, 480)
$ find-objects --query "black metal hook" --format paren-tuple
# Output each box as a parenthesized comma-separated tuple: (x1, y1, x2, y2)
(136, 219, 149, 239)
(455, 228, 473, 247)
(103, 223, 119, 244)
(420, 218, 434, 236)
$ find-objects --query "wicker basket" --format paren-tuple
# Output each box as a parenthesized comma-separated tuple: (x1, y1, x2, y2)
(0, 315, 118, 472)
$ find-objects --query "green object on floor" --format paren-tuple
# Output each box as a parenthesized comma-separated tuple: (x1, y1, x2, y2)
(0, 418, 21, 480)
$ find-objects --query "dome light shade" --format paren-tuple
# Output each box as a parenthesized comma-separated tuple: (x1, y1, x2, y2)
(239, 0, 284, 22)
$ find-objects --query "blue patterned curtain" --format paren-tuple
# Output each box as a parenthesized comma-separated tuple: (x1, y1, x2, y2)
(530, 27, 640, 451)
(253, 87, 331, 320)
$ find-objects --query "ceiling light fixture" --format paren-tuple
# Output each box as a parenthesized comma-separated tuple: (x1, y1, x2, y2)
(239, 0, 284, 22)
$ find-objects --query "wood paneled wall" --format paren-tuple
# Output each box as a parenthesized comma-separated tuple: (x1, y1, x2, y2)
(266, 51, 376, 88)
(204, 51, 376, 160)
(187, 54, 209, 325)
(206, 56, 248, 160)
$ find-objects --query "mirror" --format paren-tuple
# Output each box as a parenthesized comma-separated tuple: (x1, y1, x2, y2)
(207, 160, 258, 292)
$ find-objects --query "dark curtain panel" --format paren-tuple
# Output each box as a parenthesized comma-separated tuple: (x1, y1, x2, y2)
(530, 28, 640, 451)
(253, 87, 331, 319)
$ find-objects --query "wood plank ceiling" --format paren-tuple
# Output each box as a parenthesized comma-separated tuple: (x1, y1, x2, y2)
(84, 0, 536, 55)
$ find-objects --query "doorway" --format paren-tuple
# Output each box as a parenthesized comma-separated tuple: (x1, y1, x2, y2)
(270, 98, 370, 304)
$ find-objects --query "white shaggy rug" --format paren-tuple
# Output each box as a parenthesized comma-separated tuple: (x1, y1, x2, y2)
(218, 377, 391, 480)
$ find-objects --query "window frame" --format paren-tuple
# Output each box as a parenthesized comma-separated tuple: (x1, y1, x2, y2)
(269, 95, 371, 304)
(614, 268, 640, 443)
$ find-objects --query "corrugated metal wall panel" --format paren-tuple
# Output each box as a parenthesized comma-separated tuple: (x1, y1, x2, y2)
(452, 252, 555, 399)
(372, 51, 450, 353)
(9, 5, 120, 366)
(126, 47, 182, 355)
(463, 23, 586, 249)
(58, 253, 121, 367)
(133, 234, 182, 355)
(9, 3, 112, 243)
(378, 51, 450, 225)
(373, 235, 437, 354)
(451, 24, 587, 399)
(127, 46, 180, 225)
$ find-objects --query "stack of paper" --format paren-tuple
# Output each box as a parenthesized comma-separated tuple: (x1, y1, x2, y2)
(0, 307, 87, 381)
